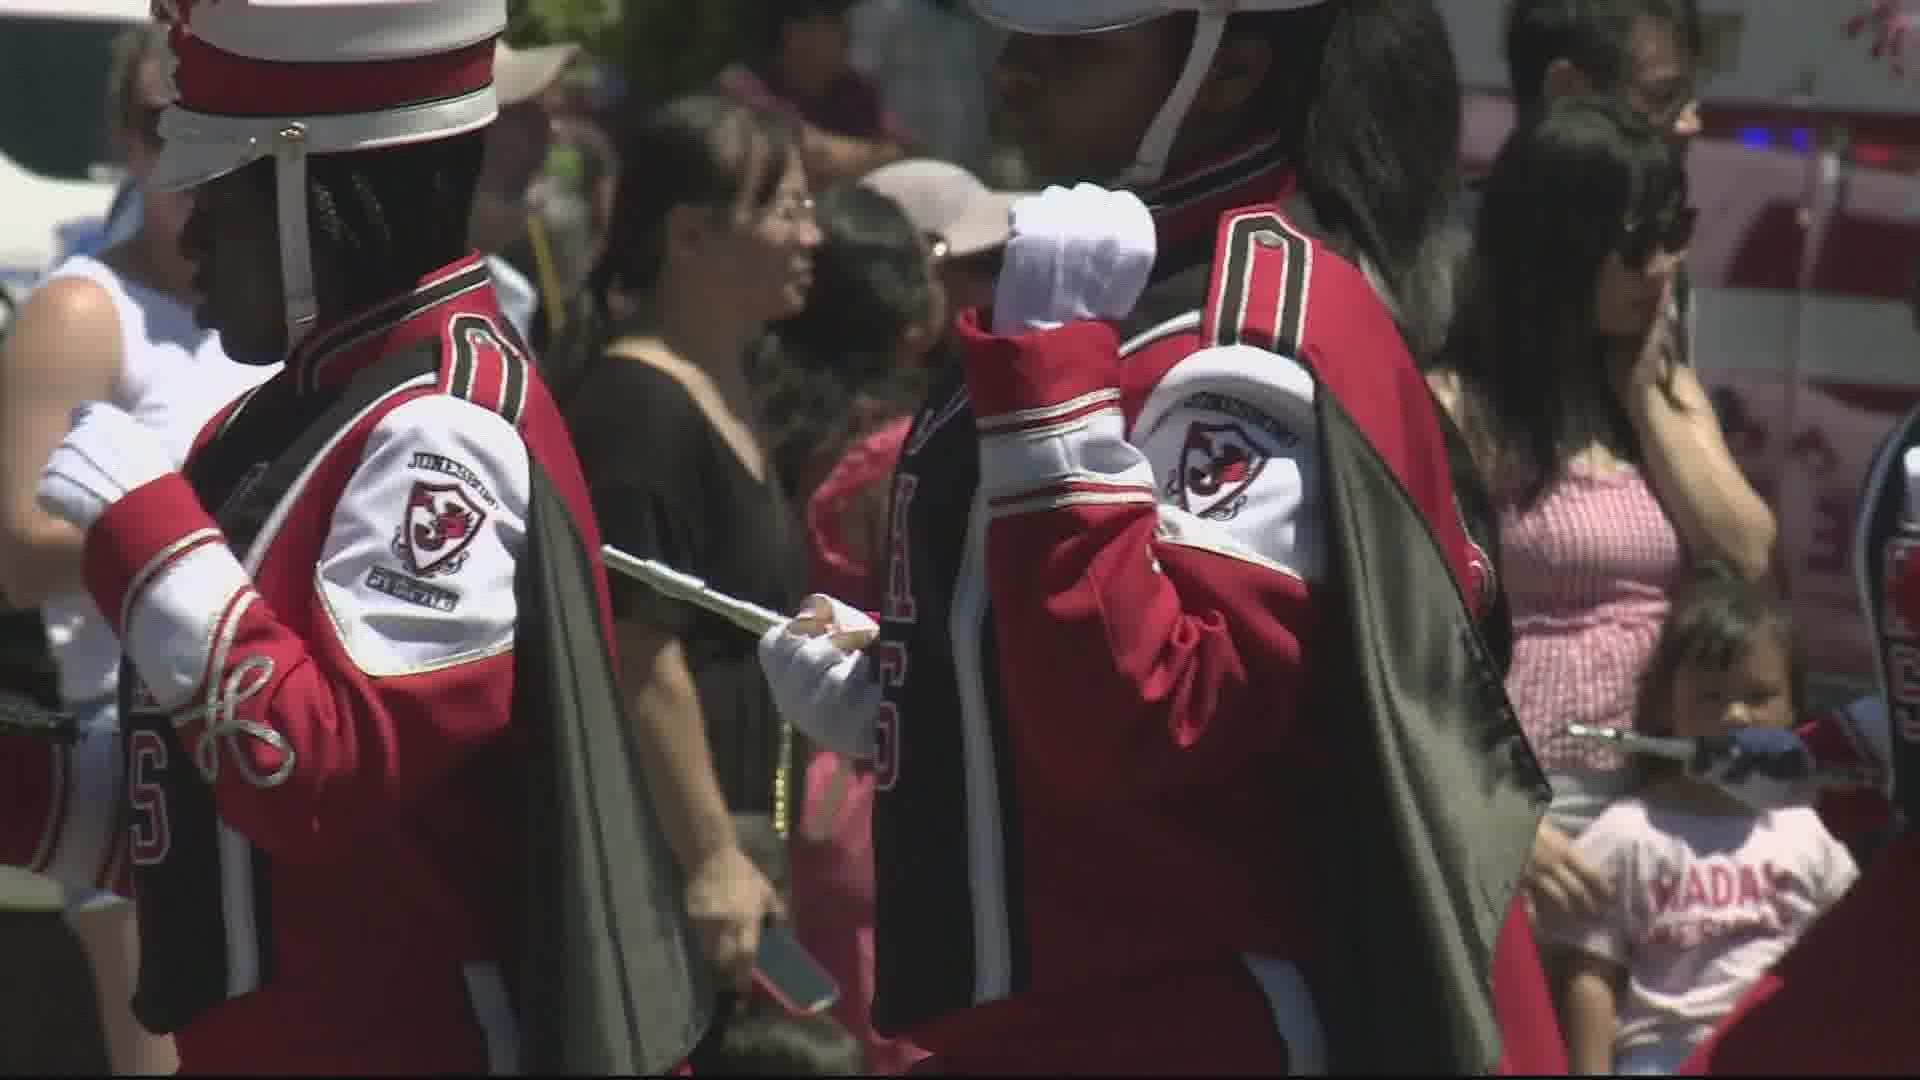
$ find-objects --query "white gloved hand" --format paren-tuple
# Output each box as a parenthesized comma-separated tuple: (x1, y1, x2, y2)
(37, 402, 174, 532)
(991, 183, 1157, 336)
(757, 594, 883, 759)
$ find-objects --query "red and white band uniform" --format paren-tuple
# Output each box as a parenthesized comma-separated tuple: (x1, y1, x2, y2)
(851, 148, 1565, 1073)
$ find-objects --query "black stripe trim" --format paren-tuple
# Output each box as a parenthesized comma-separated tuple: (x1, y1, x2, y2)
(1143, 138, 1288, 215)
(296, 263, 491, 392)
(1859, 406, 1920, 820)
(500, 348, 527, 426)
(1211, 211, 1310, 355)
(216, 385, 266, 440)
(444, 313, 530, 428)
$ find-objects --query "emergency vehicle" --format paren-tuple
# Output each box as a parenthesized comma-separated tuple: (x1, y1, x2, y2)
(1438, 0, 1920, 701)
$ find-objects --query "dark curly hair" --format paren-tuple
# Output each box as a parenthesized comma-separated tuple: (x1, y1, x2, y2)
(1630, 561, 1800, 791)
(749, 181, 935, 500)
(237, 131, 485, 315)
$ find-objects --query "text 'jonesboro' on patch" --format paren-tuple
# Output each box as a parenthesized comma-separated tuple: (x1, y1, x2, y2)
(407, 451, 499, 507)
(1181, 391, 1299, 449)
(365, 565, 461, 613)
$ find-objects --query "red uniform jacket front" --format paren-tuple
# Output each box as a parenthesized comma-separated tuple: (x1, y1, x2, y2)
(1682, 400, 1920, 1074)
(0, 257, 611, 1073)
(869, 142, 1562, 1074)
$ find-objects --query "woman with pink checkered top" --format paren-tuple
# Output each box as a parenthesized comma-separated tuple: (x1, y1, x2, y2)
(1425, 94, 1775, 941)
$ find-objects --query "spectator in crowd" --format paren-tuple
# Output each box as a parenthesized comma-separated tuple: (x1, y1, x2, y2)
(1540, 567, 1855, 1074)
(0, 24, 281, 1076)
(523, 114, 621, 345)
(1427, 96, 1775, 982)
(761, 0, 1565, 1072)
(717, 0, 913, 186)
(546, 93, 817, 978)
(1506, 0, 1703, 147)
(471, 39, 583, 341)
(861, 157, 1016, 316)
(48, 55, 152, 267)
(848, 0, 998, 170)
(1500, 0, 1705, 364)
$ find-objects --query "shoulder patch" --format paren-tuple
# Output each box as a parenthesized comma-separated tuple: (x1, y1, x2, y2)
(440, 313, 528, 427)
(1203, 208, 1312, 356)
(391, 480, 487, 578)
(1165, 393, 1301, 522)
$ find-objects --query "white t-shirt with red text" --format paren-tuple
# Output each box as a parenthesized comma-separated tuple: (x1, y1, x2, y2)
(1540, 794, 1858, 1064)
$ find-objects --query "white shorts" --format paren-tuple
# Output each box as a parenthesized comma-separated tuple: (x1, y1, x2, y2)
(1615, 1038, 1696, 1075)
(1546, 767, 1637, 838)
(59, 696, 126, 915)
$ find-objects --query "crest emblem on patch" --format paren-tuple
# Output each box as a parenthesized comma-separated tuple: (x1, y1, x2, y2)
(393, 482, 485, 578)
(1176, 422, 1267, 521)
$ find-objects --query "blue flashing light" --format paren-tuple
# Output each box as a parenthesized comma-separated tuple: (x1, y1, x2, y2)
(1789, 127, 1814, 154)
(1737, 126, 1772, 150)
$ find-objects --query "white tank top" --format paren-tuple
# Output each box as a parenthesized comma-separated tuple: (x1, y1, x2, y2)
(34, 256, 277, 705)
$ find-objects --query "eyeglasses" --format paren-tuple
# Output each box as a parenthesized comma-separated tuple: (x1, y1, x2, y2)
(765, 194, 816, 227)
(1628, 74, 1698, 132)
(1619, 205, 1697, 270)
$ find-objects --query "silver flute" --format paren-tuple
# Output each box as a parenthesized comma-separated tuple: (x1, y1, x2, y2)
(1565, 723, 1884, 791)
(601, 545, 788, 635)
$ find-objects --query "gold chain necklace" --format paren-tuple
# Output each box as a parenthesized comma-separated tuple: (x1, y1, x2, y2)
(773, 718, 793, 839)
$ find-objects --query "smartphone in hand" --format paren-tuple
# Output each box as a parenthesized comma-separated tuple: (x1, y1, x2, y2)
(752, 923, 840, 1016)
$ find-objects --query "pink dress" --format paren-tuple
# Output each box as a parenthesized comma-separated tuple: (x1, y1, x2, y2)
(791, 751, 928, 1073)
(1500, 461, 1685, 775)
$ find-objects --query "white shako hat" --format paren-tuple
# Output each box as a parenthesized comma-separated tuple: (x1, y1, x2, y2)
(148, 0, 509, 349)
(969, 0, 1331, 186)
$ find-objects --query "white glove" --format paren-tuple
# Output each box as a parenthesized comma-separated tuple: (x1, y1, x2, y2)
(37, 402, 173, 532)
(757, 594, 882, 760)
(991, 183, 1156, 336)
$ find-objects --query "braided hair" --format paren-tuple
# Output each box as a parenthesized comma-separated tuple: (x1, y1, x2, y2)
(242, 131, 485, 315)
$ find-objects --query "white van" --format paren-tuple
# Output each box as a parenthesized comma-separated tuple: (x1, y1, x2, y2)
(0, 0, 149, 314)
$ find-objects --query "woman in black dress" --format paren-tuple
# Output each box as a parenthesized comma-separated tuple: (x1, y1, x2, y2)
(548, 95, 819, 893)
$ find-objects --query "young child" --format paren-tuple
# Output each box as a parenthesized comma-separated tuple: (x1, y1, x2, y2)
(1540, 569, 1859, 1074)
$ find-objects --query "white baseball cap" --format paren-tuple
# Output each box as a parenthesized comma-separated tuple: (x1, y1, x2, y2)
(970, 0, 1327, 36)
(860, 160, 1030, 258)
(495, 41, 582, 107)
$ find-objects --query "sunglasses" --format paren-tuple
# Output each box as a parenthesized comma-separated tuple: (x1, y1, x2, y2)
(1619, 205, 1697, 270)
(925, 233, 1006, 278)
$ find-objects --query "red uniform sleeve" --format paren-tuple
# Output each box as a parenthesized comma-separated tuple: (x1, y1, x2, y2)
(958, 313, 1315, 796)
(80, 392, 527, 860)
(953, 241, 1482, 794)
